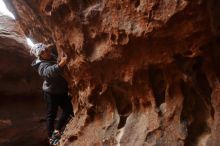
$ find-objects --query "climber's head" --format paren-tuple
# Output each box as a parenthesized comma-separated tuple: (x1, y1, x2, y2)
(30, 43, 52, 60)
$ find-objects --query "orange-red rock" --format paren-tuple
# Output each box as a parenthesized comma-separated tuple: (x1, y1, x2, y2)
(5, 0, 220, 145)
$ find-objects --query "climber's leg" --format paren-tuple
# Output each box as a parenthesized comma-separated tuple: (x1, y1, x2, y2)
(56, 93, 73, 131)
(44, 92, 59, 137)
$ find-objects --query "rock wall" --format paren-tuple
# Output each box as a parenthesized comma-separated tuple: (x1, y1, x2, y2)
(0, 13, 46, 146)
(0, 14, 41, 97)
(6, 0, 220, 145)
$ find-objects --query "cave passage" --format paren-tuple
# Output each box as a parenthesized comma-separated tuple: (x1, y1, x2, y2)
(1, 0, 220, 146)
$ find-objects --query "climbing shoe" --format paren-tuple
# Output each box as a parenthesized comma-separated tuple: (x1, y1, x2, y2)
(49, 130, 61, 146)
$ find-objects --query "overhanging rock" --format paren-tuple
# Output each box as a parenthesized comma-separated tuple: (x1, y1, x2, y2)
(6, 0, 220, 145)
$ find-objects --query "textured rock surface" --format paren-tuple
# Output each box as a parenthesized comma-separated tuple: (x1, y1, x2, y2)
(0, 13, 46, 146)
(6, 0, 220, 145)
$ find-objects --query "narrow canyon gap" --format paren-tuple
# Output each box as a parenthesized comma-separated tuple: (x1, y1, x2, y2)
(4, 0, 220, 146)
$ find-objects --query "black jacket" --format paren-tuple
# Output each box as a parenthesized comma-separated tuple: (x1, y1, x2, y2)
(31, 57, 68, 94)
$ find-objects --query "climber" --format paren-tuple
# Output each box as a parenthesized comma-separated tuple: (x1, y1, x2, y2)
(30, 43, 73, 146)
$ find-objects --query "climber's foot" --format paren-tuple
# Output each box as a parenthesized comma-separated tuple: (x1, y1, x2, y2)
(49, 130, 61, 146)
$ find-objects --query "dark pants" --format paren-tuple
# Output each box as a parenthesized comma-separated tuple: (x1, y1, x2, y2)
(43, 92, 73, 137)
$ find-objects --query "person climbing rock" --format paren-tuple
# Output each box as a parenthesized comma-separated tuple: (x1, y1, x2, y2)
(30, 43, 73, 146)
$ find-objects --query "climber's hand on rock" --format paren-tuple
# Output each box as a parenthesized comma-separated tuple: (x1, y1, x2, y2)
(58, 56, 67, 68)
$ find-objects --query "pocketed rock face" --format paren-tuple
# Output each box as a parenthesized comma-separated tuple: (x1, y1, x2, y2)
(6, 0, 220, 145)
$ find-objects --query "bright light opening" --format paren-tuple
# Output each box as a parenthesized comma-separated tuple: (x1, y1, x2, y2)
(26, 37, 34, 48)
(0, 0, 15, 19)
